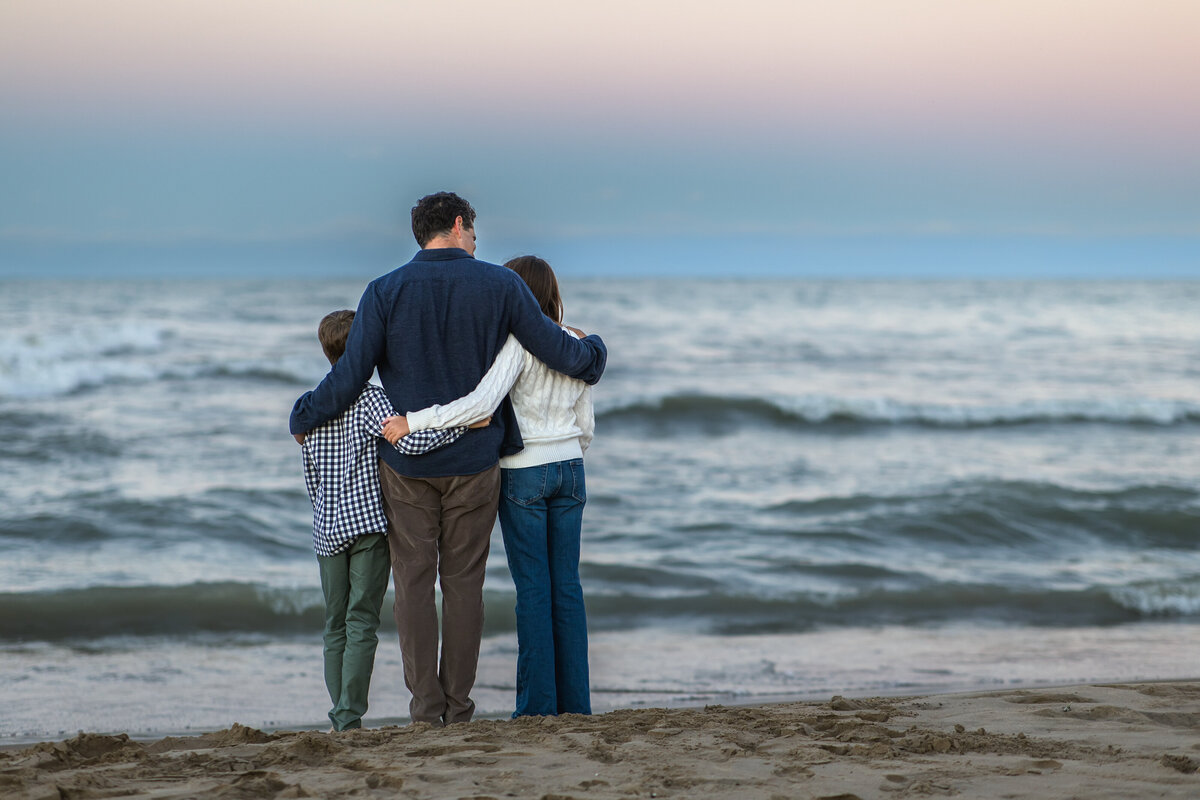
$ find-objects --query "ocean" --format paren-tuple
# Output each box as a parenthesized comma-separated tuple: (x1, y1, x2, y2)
(2, 277, 1198, 744)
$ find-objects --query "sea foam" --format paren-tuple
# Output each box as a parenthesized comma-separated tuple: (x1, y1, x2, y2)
(0, 322, 167, 398)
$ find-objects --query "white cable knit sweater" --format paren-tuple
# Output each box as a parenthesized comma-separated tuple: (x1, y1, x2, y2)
(406, 332, 594, 469)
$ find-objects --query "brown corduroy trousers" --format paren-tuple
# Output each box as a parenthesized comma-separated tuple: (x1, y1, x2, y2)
(378, 460, 501, 725)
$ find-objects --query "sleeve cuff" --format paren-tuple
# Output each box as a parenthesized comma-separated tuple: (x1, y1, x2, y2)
(407, 408, 436, 432)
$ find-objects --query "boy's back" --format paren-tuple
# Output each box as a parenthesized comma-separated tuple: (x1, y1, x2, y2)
(302, 383, 392, 557)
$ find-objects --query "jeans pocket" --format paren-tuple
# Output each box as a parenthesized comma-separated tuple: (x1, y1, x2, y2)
(503, 465, 548, 506)
(568, 459, 587, 504)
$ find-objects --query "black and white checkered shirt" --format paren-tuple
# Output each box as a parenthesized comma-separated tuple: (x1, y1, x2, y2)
(301, 384, 466, 557)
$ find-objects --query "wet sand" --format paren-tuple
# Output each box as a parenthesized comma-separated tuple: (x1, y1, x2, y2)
(2, 681, 1198, 799)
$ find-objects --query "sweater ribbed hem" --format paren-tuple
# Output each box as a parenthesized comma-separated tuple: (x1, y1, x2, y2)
(499, 438, 583, 470)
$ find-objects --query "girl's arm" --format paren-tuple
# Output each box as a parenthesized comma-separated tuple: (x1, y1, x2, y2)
(360, 386, 468, 455)
(383, 334, 527, 441)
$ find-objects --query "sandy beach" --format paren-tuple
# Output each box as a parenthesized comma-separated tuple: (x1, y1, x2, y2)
(3, 681, 1198, 799)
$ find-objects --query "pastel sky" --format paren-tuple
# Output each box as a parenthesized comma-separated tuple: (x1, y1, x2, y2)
(2, 0, 1198, 277)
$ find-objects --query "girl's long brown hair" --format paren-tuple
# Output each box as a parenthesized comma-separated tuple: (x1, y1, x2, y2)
(504, 255, 563, 324)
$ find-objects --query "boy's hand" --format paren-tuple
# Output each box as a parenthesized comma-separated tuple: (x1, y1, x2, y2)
(468, 416, 492, 429)
(382, 415, 410, 444)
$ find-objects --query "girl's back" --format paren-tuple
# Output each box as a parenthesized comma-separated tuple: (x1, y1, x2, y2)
(501, 332, 594, 470)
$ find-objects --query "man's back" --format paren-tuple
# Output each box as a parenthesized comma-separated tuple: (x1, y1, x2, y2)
(372, 251, 524, 476)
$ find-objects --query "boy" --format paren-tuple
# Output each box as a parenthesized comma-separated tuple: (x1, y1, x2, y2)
(297, 309, 471, 732)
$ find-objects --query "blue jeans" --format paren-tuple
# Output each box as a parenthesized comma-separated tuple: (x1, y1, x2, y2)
(498, 459, 591, 717)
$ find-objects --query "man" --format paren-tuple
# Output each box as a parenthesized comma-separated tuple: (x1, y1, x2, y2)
(290, 192, 606, 726)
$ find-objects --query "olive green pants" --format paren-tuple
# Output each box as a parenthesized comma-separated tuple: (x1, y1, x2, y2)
(317, 532, 390, 731)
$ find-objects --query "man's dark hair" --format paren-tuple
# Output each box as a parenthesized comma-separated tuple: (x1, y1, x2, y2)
(411, 192, 476, 247)
(318, 309, 355, 365)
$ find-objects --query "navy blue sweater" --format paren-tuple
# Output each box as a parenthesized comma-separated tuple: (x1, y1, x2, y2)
(290, 248, 607, 478)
